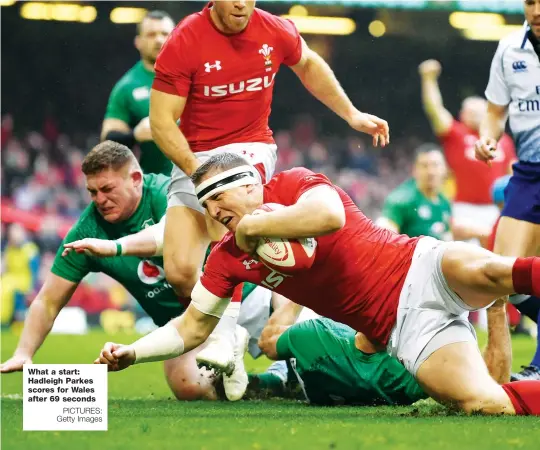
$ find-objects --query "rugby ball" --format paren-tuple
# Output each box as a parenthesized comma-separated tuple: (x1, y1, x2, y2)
(254, 203, 317, 274)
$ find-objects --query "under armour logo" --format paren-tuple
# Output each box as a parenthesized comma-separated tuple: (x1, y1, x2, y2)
(512, 60, 527, 72)
(243, 259, 258, 270)
(204, 61, 222, 72)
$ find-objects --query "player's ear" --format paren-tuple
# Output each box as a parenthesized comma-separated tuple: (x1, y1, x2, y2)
(131, 170, 143, 187)
(134, 35, 141, 51)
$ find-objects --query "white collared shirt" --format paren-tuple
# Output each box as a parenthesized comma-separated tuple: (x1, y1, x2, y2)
(485, 24, 540, 162)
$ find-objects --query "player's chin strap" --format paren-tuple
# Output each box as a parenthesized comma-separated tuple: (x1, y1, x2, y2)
(196, 165, 260, 206)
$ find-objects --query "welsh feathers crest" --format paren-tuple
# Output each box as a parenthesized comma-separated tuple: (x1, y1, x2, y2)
(258, 44, 274, 67)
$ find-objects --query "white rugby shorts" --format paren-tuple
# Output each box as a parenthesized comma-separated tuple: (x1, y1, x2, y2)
(168, 142, 277, 212)
(387, 237, 480, 376)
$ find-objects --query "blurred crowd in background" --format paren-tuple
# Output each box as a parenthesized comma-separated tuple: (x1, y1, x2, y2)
(1, 0, 526, 330)
(0, 110, 420, 326)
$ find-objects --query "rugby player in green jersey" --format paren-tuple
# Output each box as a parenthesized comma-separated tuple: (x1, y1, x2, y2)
(0, 141, 251, 401)
(378, 144, 489, 244)
(101, 10, 174, 176)
(252, 299, 511, 407)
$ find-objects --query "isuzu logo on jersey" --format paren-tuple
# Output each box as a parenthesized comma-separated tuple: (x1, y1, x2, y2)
(137, 260, 165, 284)
(203, 73, 276, 97)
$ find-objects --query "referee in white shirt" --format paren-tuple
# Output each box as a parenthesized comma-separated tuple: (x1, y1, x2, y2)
(475, 0, 540, 382)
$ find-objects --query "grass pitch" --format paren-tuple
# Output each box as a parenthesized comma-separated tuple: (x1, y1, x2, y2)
(2, 329, 540, 450)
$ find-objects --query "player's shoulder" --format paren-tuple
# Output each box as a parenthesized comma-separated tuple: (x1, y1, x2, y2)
(143, 173, 170, 195)
(169, 8, 207, 42)
(496, 27, 528, 55)
(112, 62, 144, 91)
(66, 204, 102, 240)
(386, 179, 417, 204)
(253, 7, 295, 29)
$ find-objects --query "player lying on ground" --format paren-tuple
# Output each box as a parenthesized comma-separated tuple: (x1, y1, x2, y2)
(249, 298, 511, 406)
(0, 142, 255, 401)
(96, 152, 540, 415)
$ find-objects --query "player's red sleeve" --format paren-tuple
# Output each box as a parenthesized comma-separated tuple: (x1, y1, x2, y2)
(199, 238, 240, 299)
(153, 27, 193, 97)
(275, 17, 302, 66)
(269, 168, 335, 205)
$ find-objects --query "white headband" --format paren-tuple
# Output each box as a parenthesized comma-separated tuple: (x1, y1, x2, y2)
(195, 165, 260, 206)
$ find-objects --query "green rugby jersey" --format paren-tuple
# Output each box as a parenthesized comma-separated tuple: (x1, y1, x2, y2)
(105, 61, 172, 176)
(51, 174, 181, 326)
(381, 178, 452, 239)
(276, 318, 426, 406)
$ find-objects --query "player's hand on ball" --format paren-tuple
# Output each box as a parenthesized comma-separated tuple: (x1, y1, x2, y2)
(418, 59, 442, 78)
(0, 355, 32, 373)
(134, 117, 153, 142)
(235, 216, 258, 255)
(94, 342, 135, 372)
(63, 238, 117, 257)
(474, 137, 498, 164)
(347, 111, 389, 147)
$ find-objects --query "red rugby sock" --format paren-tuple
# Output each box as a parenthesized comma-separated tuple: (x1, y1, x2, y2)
(502, 381, 540, 415)
(512, 257, 540, 297)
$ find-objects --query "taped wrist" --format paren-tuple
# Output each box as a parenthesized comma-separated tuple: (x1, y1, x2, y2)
(132, 325, 184, 364)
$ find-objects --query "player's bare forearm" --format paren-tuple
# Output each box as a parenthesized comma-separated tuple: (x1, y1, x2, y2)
(292, 48, 356, 124)
(420, 77, 452, 135)
(483, 299, 512, 384)
(245, 199, 345, 239)
(479, 103, 508, 142)
(267, 300, 304, 327)
(149, 89, 199, 176)
(14, 279, 75, 358)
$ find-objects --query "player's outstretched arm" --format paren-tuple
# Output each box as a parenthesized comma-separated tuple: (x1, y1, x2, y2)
(475, 102, 508, 164)
(0, 274, 78, 373)
(63, 218, 165, 258)
(483, 299, 512, 384)
(95, 281, 226, 371)
(418, 59, 453, 136)
(237, 185, 345, 246)
(291, 39, 389, 147)
(149, 89, 200, 176)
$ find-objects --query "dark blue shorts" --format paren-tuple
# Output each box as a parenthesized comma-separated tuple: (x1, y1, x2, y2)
(501, 161, 540, 225)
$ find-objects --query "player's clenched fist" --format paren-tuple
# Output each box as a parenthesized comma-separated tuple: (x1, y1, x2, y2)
(63, 238, 117, 257)
(475, 137, 498, 164)
(418, 59, 442, 78)
(94, 342, 135, 372)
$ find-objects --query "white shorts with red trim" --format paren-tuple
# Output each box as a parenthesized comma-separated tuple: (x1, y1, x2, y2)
(167, 142, 277, 212)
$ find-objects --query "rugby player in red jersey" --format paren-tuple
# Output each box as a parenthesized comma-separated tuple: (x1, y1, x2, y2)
(98, 153, 540, 416)
(149, 1, 389, 398)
